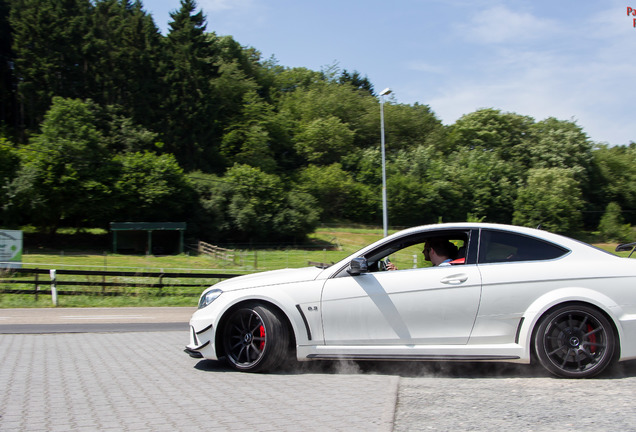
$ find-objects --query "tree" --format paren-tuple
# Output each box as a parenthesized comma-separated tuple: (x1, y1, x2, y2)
(298, 163, 376, 223)
(209, 35, 262, 134)
(598, 202, 632, 243)
(0, 137, 17, 185)
(98, 104, 161, 154)
(86, 0, 163, 128)
(338, 69, 374, 96)
(294, 116, 355, 165)
(112, 152, 194, 223)
(220, 90, 277, 172)
(10, 0, 92, 130)
(0, 137, 20, 225)
(267, 66, 324, 98)
(0, 0, 17, 132)
(187, 171, 231, 241)
(442, 148, 516, 223)
(529, 118, 593, 183)
(447, 108, 534, 170)
(160, 0, 220, 171)
(223, 164, 319, 242)
(378, 102, 446, 154)
(278, 80, 377, 151)
(387, 146, 460, 226)
(10, 97, 112, 232)
(590, 143, 636, 225)
(512, 168, 584, 234)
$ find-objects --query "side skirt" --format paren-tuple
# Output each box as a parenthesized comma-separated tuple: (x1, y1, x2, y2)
(306, 354, 520, 361)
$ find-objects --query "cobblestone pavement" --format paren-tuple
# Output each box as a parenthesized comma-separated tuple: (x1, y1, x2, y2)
(392, 363, 636, 431)
(2, 308, 636, 431)
(0, 331, 398, 431)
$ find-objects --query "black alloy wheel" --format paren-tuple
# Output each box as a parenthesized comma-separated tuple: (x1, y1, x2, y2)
(535, 304, 617, 378)
(222, 303, 289, 372)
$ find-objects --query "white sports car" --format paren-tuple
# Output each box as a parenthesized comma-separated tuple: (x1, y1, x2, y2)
(185, 223, 636, 378)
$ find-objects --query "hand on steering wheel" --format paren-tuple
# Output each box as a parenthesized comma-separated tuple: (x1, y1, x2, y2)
(380, 257, 397, 271)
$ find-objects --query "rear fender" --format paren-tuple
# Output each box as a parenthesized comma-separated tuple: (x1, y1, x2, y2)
(517, 288, 623, 359)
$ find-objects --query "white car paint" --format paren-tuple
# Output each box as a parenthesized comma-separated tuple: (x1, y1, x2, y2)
(186, 223, 636, 376)
(321, 265, 482, 345)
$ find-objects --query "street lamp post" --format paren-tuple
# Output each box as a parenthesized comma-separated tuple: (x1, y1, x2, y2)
(379, 87, 392, 237)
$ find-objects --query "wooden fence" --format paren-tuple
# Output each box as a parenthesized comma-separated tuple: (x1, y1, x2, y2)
(0, 268, 241, 302)
(198, 241, 235, 262)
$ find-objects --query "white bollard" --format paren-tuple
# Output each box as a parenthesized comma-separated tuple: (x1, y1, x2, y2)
(413, 254, 418, 268)
(50, 269, 58, 306)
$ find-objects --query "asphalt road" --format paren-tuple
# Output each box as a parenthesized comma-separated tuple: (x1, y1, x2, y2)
(1, 307, 636, 431)
(0, 306, 195, 333)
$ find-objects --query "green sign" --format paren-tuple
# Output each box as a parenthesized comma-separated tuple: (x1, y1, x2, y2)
(0, 230, 22, 269)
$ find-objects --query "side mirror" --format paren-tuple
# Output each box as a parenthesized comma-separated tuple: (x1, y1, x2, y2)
(347, 257, 368, 276)
(615, 242, 636, 252)
(616, 242, 636, 258)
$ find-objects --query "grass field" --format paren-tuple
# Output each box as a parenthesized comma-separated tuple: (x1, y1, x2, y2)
(1, 227, 632, 308)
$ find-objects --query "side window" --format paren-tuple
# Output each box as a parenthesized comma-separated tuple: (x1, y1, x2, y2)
(365, 230, 471, 271)
(478, 230, 569, 264)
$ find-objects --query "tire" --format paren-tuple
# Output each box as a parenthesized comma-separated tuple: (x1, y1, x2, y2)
(534, 304, 617, 378)
(222, 303, 289, 372)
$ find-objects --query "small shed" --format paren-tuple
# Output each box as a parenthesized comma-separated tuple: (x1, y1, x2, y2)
(110, 222, 186, 255)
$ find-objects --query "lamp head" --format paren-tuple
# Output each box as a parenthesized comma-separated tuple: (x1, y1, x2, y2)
(379, 88, 392, 96)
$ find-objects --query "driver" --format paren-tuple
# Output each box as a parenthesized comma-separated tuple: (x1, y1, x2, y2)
(423, 237, 458, 266)
(387, 237, 458, 270)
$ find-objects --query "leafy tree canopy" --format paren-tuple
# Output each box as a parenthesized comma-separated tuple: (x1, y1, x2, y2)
(1, 0, 634, 242)
(513, 168, 584, 234)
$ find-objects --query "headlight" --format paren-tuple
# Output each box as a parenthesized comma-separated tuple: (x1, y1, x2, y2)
(198, 289, 222, 309)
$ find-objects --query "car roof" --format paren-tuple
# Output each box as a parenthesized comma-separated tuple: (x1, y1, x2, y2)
(323, 222, 620, 279)
(373, 222, 611, 258)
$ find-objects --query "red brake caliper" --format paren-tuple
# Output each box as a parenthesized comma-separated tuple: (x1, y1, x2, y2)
(588, 324, 596, 353)
(259, 325, 266, 350)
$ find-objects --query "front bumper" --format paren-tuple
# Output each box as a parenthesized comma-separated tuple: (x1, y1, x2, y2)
(184, 323, 217, 360)
(184, 346, 204, 358)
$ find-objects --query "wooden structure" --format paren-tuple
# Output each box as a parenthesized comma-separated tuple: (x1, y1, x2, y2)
(110, 222, 186, 255)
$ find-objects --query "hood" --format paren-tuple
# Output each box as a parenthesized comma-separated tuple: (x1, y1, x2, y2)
(208, 266, 325, 293)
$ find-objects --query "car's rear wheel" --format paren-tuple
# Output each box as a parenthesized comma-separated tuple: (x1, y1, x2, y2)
(534, 304, 616, 378)
(222, 303, 289, 372)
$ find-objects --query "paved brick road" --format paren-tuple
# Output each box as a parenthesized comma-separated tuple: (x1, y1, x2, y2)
(0, 331, 398, 431)
(2, 308, 636, 431)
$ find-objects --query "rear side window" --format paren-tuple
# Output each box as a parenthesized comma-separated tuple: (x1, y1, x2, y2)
(478, 230, 569, 264)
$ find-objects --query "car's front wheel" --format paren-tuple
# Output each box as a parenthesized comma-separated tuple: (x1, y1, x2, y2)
(534, 304, 617, 378)
(222, 303, 289, 372)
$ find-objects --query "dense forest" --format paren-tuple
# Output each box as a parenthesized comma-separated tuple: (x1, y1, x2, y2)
(0, 0, 635, 244)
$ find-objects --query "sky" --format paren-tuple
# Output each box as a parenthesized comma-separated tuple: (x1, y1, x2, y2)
(141, 0, 636, 146)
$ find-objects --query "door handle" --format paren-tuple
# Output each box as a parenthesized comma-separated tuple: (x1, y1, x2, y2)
(440, 274, 468, 284)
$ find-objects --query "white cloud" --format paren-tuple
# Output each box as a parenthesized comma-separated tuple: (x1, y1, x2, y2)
(415, 2, 636, 144)
(405, 61, 445, 74)
(198, 0, 256, 13)
(426, 48, 636, 145)
(456, 5, 562, 44)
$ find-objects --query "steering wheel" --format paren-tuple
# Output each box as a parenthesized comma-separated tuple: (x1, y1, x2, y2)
(378, 257, 391, 271)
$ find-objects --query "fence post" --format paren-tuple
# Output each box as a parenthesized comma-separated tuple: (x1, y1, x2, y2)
(50, 269, 58, 306)
(103, 252, 107, 294)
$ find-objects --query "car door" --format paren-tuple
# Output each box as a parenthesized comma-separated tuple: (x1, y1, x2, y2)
(320, 264, 482, 345)
(469, 228, 572, 344)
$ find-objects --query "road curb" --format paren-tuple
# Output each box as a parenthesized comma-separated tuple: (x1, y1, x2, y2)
(383, 375, 400, 431)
